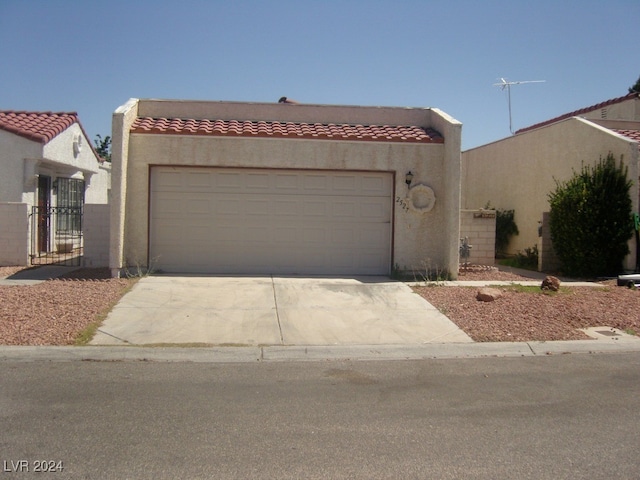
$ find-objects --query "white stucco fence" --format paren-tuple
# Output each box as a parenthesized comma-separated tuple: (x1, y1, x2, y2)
(0, 203, 28, 266)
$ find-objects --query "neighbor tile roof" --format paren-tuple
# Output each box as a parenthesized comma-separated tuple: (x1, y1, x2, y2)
(0, 110, 79, 143)
(515, 92, 639, 135)
(131, 117, 444, 143)
(613, 129, 640, 145)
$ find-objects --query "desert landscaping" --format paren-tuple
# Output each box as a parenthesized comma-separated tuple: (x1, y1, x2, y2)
(1, 265, 639, 346)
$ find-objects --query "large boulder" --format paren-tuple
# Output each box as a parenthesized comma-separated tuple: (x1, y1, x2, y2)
(476, 287, 503, 302)
(541, 276, 561, 292)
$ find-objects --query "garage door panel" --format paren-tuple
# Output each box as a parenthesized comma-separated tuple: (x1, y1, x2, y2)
(216, 172, 243, 190)
(361, 175, 387, 193)
(275, 173, 300, 190)
(331, 226, 356, 245)
(150, 167, 392, 274)
(360, 199, 390, 219)
(215, 197, 241, 216)
(186, 171, 212, 189)
(245, 199, 270, 216)
(304, 174, 329, 191)
(246, 172, 271, 189)
(274, 200, 300, 216)
(302, 226, 327, 241)
(332, 175, 357, 193)
(187, 199, 211, 216)
(302, 200, 328, 217)
(153, 194, 186, 216)
(154, 170, 184, 189)
(332, 200, 355, 218)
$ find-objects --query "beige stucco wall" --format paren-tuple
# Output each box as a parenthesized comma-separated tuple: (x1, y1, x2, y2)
(112, 99, 462, 277)
(581, 96, 640, 122)
(462, 117, 639, 270)
(109, 98, 139, 277)
(83, 204, 110, 267)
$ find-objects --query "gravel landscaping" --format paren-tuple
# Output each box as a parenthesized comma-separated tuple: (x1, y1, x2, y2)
(1, 264, 639, 346)
(414, 266, 640, 342)
(0, 267, 135, 346)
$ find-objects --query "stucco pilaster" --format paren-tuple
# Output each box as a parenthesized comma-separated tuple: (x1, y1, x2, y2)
(110, 98, 139, 277)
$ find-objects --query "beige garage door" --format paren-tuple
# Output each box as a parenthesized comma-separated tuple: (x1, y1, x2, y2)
(149, 167, 393, 275)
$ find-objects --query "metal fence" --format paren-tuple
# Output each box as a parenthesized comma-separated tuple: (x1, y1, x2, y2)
(30, 206, 83, 266)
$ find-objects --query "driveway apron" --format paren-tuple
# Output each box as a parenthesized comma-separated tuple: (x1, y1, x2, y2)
(90, 276, 472, 346)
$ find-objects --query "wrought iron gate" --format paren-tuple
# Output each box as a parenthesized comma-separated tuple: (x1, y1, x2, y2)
(29, 199, 83, 266)
(29, 177, 85, 266)
(29, 207, 83, 266)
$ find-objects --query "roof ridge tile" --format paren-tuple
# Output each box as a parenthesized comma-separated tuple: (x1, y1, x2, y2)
(130, 116, 443, 144)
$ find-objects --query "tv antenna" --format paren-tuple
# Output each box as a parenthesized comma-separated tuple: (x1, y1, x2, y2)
(494, 77, 546, 134)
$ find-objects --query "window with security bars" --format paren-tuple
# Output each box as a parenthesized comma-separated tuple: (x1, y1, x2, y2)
(56, 178, 85, 232)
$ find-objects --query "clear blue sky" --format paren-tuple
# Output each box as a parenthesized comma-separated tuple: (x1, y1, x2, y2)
(2, 0, 639, 150)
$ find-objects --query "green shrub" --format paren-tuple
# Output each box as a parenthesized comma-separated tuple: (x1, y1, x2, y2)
(485, 203, 519, 256)
(498, 245, 539, 270)
(548, 153, 633, 277)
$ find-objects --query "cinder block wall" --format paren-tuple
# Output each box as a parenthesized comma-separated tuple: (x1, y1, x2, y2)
(83, 204, 110, 267)
(0, 203, 28, 266)
(459, 209, 496, 265)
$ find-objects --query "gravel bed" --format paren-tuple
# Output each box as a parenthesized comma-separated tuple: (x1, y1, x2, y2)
(0, 267, 135, 346)
(415, 266, 640, 342)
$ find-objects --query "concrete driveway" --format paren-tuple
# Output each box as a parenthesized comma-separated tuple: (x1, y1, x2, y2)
(91, 276, 472, 346)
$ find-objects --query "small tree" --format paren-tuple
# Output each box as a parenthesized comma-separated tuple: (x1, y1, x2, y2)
(94, 134, 111, 162)
(548, 153, 633, 277)
(629, 75, 640, 93)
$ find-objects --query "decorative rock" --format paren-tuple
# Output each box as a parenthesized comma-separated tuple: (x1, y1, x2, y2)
(476, 287, 503, 302)
(541, 276, 561, 292)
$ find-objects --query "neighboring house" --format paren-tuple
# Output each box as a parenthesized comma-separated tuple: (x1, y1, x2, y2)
(0, 111, 111, 267)
(110, 98, 462, 277)
(462, 92, 640, 271)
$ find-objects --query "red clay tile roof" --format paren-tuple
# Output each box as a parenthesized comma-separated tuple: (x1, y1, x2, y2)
(130, 117, 444, 143)
(515, 92, 639, 135)
(0, 110, 79, 143)
(613, 129, 640, 144)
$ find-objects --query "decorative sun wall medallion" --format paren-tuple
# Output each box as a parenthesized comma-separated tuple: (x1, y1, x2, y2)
(407, 184, 436, 213)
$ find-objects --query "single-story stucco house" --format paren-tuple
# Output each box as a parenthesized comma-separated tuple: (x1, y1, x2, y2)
(110, 98, 462, 278)
(0, 111, 111, 267)
(462, 92, 640, 271)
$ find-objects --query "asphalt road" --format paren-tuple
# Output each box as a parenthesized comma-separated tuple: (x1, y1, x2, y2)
(1, 353, 639, 479)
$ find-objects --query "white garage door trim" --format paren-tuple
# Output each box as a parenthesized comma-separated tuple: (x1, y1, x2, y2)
(149, 167, 393, 275)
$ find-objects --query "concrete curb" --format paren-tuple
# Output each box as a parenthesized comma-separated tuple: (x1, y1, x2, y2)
(1, 340, 639, 363)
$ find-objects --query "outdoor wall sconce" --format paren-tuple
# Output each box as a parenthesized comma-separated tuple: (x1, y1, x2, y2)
(405, 171, 414, 188)
(73, 134, 82, 157)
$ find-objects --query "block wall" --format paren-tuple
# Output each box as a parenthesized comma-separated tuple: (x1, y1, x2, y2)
(459, 209, 496, 266)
